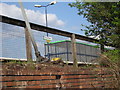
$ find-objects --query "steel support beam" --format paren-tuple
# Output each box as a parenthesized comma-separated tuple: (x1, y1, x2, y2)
(0, 15, 99, 43)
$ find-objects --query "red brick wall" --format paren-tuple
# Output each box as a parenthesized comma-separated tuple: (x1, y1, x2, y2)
(1, 70, 113, 89)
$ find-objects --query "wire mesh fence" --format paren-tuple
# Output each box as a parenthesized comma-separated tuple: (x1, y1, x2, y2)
(1, 22, 69, 61)
(2, 23, 26, 59)
(1, 20, 101, 63)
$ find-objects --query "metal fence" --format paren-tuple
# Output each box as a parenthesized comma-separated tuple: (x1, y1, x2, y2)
(1, 15, 101, 64)
(45, 40, 101, 63)
(1, 22, 68, 60)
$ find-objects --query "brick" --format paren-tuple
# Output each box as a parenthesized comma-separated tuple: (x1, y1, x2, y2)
(62, 81, 101, 88)
(1, 70, 113, 89)
(2, 82, 15, 86)
(26, 85, 41, 88)
(2, 76, 14, 81)
(35, 81, 40, 85)
(62, 83, 71, 88)
(15, 76, 34, 81)
(70, 82, 84, 87)
(27, 81, 36, 85)
(62, 79, 83, 83)
(21, 81, 28, 86)
(81, 84, 93, 88)
(61, 75, 97, 79)
(39, 79, 59, 84)
(102, 75, 113, 78)
(34, 85, 42, 88)
(71, 86, 81, 88)
(15, 81, 23, 86)
(15, 76, 25, 81)
(91, 84, 104, 88)
(61, 75, 79, 79)
(33, 76, 56, 80)
(41, 84, 57, 88)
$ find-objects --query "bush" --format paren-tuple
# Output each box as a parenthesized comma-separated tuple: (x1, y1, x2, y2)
(99, 49, 120, 88)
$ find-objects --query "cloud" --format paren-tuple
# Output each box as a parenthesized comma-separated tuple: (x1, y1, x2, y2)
(47, 14, 65, 27)
(0, 3, 66, 58)
(0, 3, 65, 27)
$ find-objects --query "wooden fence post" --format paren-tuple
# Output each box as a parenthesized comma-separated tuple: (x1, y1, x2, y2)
(25, 27, 33, 62)
(100, 44, 104, 53)
(71, 34, 78, 68)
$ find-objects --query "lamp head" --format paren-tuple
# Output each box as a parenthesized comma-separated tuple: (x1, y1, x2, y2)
(49, 1, 57, 5)
(34, 4, 42, 7)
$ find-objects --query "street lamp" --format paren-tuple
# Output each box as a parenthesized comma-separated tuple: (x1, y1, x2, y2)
(34, 1, 57, 30)
(34, 1, 57, 59)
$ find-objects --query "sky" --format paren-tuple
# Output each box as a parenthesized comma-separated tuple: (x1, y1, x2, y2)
(1, 1, 90, 35)
(0, 1, 93, 59)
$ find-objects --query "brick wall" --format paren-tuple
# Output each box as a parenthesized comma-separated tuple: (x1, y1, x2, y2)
(1, 69, 113, 89)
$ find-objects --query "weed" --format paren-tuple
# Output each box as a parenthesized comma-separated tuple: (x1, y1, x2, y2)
(98, 49, 120, 89)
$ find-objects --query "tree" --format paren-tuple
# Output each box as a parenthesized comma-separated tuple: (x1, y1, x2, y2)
(69, 2, 120, 49)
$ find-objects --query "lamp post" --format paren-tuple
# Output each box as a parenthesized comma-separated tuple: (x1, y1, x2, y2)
(34, 1, 57, 59)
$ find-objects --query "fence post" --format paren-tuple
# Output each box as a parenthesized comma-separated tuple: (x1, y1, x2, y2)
(25, 27, 33, 62)
(100, 44, 104, 53)
(71, 34, 78, 68)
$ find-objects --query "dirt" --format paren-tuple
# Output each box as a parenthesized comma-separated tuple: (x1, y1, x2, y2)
(2, 61, 100, 73)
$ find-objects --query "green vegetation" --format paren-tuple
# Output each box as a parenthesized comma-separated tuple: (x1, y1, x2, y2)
(99, 50, 120, 67)
(5, 60, 36, 70)
(69, 2, 120, 49)
(99, 50, 120, 88)
(69, 1, 120, 88)
(104, 50, 120, 63)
